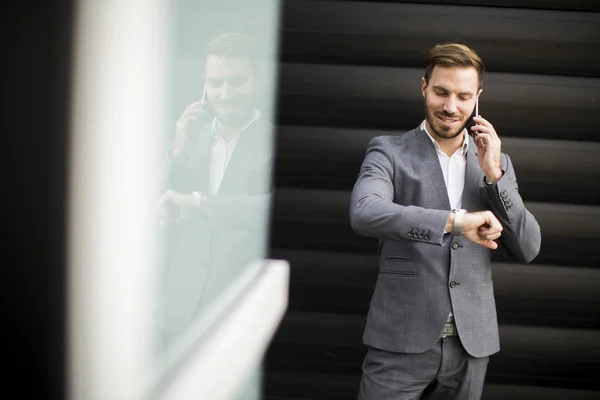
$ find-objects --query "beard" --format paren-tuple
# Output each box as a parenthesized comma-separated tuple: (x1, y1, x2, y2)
(210, 96, 256, 128)
(213, 104, 253, 127)
(424, 97, 469, 140)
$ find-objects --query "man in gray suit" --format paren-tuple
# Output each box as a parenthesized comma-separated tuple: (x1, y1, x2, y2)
(156, 33, 273, 347)
(350, 43, 541, 399)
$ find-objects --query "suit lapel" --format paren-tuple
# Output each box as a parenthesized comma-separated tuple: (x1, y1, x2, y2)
(218, 139, 248, 195)
(217, 119, 265, 195)
(416, 127, 451, 210)
(187, 126, 212, 192)
(462, 136, 484, 211)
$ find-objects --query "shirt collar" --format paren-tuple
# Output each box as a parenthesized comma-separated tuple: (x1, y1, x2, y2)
(420, 120, 468, 156)
(211, 110, 261, 141)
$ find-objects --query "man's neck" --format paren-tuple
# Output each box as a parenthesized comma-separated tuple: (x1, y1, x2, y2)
(424, 120, 466, 157)
(215, 111, 257, 142)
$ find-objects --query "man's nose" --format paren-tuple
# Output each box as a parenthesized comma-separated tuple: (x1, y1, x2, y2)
(443, 96, 458, 114)
(220, 82, 234, 100)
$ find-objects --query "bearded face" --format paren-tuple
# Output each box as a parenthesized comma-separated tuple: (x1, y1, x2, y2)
(421, 66, 480, 141)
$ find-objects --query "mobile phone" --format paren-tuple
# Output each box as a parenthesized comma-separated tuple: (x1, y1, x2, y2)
(200, 82, 215, 119)
(467, 96, 478, 138)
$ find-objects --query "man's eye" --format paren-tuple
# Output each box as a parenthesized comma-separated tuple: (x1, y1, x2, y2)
(230, 77, 247, 86)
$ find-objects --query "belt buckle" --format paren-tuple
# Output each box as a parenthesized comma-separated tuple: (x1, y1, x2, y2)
(440, 322, 456, 338)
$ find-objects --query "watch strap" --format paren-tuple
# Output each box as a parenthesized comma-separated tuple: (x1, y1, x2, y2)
(452, 209, 467, 236)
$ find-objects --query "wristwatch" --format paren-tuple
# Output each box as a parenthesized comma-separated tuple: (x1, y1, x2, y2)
(451, 209, 467, 236)
(191, 191, 204, 207)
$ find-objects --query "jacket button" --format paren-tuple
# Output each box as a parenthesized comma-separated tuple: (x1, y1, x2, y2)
(418, 233, 424, 239)
(425, 234, 431, 240)
(451, 243, 459, 250)
(450, 281, 457, 288)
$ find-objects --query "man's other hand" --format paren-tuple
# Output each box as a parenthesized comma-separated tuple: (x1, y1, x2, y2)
(157, 190, 196, 226)
(462, 211, 503, 249)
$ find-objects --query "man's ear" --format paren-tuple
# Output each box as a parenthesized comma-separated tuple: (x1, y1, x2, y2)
(477, 88, 483, 97)
(421, 77, 427, 97)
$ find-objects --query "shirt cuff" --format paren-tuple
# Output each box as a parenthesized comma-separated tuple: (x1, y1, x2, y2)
(484, 175, 499, 186)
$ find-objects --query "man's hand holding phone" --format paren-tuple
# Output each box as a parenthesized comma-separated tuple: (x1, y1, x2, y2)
(171, 91, 212, 160)
(470, 98, 503, 185)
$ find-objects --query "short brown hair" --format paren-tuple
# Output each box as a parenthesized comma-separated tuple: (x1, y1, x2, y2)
(204, 33, 261, 73)
(424, 43, 485, 89)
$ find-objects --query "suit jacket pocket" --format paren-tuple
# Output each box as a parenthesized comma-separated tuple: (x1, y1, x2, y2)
(385, 255, 413, 262)
(379, 268, 419, 278)
(381, 255, 417, 277)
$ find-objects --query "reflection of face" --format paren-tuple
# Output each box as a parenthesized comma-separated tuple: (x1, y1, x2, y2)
(205, 54, 258, 127)
(421, 66, 480, 140)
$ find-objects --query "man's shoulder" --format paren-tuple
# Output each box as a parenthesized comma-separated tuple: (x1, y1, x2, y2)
(368, 126, 421, 149)
(245, 114, 275, 137)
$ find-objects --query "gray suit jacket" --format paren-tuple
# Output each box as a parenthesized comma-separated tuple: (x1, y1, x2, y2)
(349, 125, 541, 358)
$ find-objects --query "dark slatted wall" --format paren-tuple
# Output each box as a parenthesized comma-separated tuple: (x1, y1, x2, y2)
(266, 0, 600, 399)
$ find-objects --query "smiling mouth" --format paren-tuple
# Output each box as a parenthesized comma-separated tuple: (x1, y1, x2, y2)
(437, 115, 460, 125)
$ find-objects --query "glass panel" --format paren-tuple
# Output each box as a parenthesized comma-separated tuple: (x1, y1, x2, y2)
(155, 0, 280, 360)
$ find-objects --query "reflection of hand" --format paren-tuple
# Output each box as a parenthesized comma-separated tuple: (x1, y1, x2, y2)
(452, 211, 503, 250)
(472, 115, 503, 184)
(172, 100, 211, 159)
(157, 190, 197, 226)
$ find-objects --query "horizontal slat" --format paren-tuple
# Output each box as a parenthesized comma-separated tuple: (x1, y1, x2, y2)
(263, 371, 600, 400)
(274, 163, 599, 206)
(481, 383, 600, 400)
(340, 0, 600, 12)
(273, 188, 600, 238)
(280, 64, 600, 106)
(271, 249, 600, 328)
(277, 63, 600, 140)
(281, 1, 600, 76)
(269, 189, 600, 265)
(283, 1, 600, 41)
(271, 249, 600, 302)
(273, 311, 600, 362)
(275, 126, 600, 204)
(277, 126, 600, 171)
(266, 342, 600, 389)
(270, 223, 598, 266)
(286, 284, 599, 329)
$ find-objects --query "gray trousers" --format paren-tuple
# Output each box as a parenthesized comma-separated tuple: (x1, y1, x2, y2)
(358, 337, 489, 400)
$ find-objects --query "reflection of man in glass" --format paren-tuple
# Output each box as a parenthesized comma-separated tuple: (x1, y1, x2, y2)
(157, 33, 273, 343)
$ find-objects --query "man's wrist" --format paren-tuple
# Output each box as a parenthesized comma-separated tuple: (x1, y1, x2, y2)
(444, 212, 454, 234)
(484, 169, 503, 185)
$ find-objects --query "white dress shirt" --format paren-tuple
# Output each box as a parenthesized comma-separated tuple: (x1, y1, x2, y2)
(420, 120, 468, 210)
(421, 120, 469, 323)
(207, 110, 261, 195)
